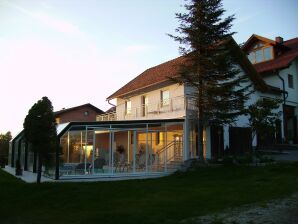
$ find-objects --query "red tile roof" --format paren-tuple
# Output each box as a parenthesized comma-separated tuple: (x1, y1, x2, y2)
(54, 103, 104, 116)
(107, 56, 187, 99)
(107, 38, 268, 100)
(254, 37, 298, 73)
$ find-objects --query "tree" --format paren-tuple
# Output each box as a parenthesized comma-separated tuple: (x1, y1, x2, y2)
(169, 0, 249, 158)
(246, 98, 281, 148)
(23, 97, 58, 183)
(0, 131, 12, 165)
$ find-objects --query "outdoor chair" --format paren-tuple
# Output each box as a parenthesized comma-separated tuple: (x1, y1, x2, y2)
(75, 162, 91, 175)
(92, 158, 105, 173)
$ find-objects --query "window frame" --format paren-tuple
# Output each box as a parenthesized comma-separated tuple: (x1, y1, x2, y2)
(247, 43, 273, 64)
(160, 90, 170, 107)
(288, 74, 294, 89)
(125, 100, 132, 115)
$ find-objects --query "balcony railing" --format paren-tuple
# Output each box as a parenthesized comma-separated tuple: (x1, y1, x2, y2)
(96, 96, 197, 121)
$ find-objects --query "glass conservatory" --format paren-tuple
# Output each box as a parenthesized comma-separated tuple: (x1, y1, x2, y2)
(9, 119, 187, 180)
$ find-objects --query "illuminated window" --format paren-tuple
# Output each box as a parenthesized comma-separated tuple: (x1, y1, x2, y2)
(161, 90, 170, 107)
(125, 100, 131, 115)
(55, 117, 60, 124)
(288, 74, 294, 88)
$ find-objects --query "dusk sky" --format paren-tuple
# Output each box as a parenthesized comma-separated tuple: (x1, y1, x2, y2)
(1, 0, 298, 136)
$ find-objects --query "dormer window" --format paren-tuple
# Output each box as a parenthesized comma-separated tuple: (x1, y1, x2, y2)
(247, 43, 273, 64)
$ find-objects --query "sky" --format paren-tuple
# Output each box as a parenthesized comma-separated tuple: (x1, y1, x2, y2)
(1, 0, 298, 136)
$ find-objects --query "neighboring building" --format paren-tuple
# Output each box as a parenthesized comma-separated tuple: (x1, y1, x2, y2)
(55, 103, 104, 124)
(242, 34, 298, 144)
(7, 35, 298, 181)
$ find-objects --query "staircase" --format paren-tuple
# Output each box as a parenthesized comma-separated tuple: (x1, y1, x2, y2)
(151, 140, 184, 173)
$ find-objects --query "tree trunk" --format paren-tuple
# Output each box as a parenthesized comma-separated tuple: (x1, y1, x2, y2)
(37, 154, 42, 184)
(198, 75, 204, 160)
(197, 120, 204, 160)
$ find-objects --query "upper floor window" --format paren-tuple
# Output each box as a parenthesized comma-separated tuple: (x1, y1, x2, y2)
(55, 117, 60, 124)
(288, 74, 294, 89)
(125, 100, 131, 115)
(141, 95, 148, 117)
(161, 90, 170, 107)
(84, 111, 89, 116)
(248, 45, 273, 64)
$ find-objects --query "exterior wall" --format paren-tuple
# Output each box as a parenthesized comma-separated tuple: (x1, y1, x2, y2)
(116, 83, 186, 120)
(56, 105, 101, 124)
(264, 59, 298, 105)
(261, 59, 298, 143)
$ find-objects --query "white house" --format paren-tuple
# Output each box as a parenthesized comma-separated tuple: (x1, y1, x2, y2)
(8, 35, 298, 180)
(242, 34, 298, 144)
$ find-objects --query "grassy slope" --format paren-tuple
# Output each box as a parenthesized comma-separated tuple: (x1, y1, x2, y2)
(0, 163, 298, 224)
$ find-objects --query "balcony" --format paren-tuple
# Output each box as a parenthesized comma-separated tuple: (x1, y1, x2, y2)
(97, 95, 197, 121)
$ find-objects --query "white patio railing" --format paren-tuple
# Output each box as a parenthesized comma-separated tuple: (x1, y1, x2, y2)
(96, 95, 197, 121)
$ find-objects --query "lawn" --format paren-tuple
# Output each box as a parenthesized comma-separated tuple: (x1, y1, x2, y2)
(1, 162, 298, 224)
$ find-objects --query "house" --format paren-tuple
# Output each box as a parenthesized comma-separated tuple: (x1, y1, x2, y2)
(242, 34, 298, 144)
(7, 35, 297, 180)
(55, 103, 104, 124)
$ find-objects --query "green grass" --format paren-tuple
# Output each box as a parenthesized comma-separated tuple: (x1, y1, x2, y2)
(1, 162, 298, 224)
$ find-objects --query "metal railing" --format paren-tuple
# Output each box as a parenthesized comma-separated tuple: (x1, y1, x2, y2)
(97, 96, 197, 121)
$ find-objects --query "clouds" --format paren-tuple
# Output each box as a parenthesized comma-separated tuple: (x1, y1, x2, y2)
(2, 0, 87, 39)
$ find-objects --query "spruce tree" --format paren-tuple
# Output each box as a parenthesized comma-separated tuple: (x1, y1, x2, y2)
(169, 0, 249, 158)
(23, 97, 58, 183)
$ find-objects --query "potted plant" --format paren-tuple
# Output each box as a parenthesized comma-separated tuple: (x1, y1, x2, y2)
(116, 145, 125, 154)
(15, 159, 23, 176)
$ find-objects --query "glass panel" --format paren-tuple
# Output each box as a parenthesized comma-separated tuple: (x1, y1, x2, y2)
(60, 130, 90, 176)
(113, 130, 132, 174)
(255, 49, 263, 63)
(263, 47, 272, 61)
(148, 125, 166, 172)
(27, 144, 34, 172)
(142, 96, 148, 117)
(94, 130, 110, 174)
(8, 142, 12, 166)
(136, 130, 148, 173)
(166, 124, 184, 163)
(248, 52, 255, 63)
(288, 74, 294, 88)
(125, 100, 131, 115)
(161, 90, 170, 106)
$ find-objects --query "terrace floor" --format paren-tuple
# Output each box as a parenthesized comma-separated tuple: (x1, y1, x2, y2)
(2, 166, 168, 183)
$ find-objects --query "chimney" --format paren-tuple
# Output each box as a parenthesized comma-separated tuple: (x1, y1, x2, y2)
(275, 36, 283, 44)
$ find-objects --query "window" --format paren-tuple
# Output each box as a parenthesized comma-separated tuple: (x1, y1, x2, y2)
(247, 45, 273, 64)
(125, 100, 131, 115)
(288, 74, 294, 88)
(141, 96, 148, 117)
(161, 90, 170, 107)
(55, 117, 60, 124)
(84, 111, 89, 116)
(263, 47, 273, 60)
(255, 49, 263, 63)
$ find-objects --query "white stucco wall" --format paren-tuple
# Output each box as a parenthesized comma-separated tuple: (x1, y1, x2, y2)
(115, 83, 186, 120)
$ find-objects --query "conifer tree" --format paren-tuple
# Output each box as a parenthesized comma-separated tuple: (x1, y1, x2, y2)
(169, 0, 249, 158)
(23, 97, 58, 183)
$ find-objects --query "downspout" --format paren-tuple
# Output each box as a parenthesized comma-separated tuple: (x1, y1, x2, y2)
(276, 71, 287, 143)
(108, 99, 116, 107)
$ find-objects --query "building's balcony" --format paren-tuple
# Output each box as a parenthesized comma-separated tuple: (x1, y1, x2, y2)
(97, 96, 197, 121)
